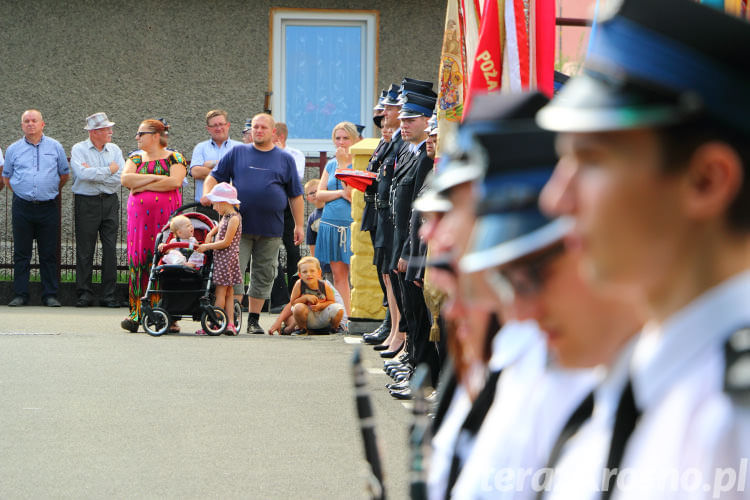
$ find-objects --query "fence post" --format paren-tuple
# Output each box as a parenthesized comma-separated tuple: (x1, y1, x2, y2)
(318, 151, 327, 175)
(56, 194, 62, 284)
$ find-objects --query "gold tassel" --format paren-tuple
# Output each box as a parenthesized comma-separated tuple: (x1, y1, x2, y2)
(429, 313, 441, 342)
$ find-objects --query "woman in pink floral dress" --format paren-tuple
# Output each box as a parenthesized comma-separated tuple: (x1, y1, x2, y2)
(119, 119, 186, 332)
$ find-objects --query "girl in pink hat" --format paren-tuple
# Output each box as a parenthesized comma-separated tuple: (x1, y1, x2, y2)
(195, 182, 242, 335)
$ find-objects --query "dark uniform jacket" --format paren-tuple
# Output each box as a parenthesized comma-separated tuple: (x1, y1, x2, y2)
(405, 169, 432, 282)
(389, 140, 432, 271)
(360, 138, 389, 233)
(373, 131, 403, 252)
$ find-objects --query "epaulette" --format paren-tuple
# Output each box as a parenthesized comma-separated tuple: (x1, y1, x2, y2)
(724, 327, 750, 405)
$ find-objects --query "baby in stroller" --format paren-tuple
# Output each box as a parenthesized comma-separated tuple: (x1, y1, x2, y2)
(140, 205, 241, 336)
(158, 215, 206, 269)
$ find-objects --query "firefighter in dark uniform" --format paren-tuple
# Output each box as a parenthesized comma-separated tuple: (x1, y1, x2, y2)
(388, 86, 437, 395)
(361, 89, 392, 343)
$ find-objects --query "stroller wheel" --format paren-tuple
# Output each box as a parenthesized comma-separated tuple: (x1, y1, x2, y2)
(143, 307, 170, 337)
(233, 300, 242, 334)
(201, 306, 228, 336)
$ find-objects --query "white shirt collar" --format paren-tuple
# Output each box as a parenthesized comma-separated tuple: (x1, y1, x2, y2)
(210, 137, 235, 148)
(489, 320, 544, 372)
(86, 138, 110, 153)
(631, 269, 750, 410)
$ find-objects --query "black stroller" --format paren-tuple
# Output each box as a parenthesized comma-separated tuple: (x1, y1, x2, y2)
(140, 203, 242, 337)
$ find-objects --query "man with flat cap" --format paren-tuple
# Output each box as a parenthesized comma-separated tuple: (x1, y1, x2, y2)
(70, 112, 125, 307)
(537, 0, 750, 496)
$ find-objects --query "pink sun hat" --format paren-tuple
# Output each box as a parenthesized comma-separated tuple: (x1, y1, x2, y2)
(205, 182, 241, 205)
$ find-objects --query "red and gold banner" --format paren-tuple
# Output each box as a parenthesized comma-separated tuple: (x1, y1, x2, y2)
(438, 0, 469, 128)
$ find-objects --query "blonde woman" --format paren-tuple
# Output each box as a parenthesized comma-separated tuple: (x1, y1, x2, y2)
(315, 121, 359, 318)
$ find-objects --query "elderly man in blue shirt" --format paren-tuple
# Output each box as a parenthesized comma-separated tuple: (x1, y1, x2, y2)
(3, 109, 70, 307)
(70, 112, 124, 308)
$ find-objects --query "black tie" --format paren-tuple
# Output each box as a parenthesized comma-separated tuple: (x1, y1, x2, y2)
(601, 380, 641, 500)
(444, 369, 502, 500)
(535, 391, 595, 500)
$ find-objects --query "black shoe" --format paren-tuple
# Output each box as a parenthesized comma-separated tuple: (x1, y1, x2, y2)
(42, 296, 62, 307)
(362, 328, 391, 345)
(373, 343, 391, 351)
(386, 381, 409, 391)
(8, 296, 28, 307)
(246, 316, 264, 334)
(100, 300, 120, 308)
(379, 341, 404, 358)
(384, 358, 404, 368)
(76, 296, 92, 307)
(121, 318, 139, 333)
(363, 324, 389, 345)
(390, 387, 412, 400)
(388, 367, 410, 378)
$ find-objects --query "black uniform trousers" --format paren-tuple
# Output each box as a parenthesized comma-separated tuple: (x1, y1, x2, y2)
(74, 192, 119, 301)
(399, 273, 440, 384)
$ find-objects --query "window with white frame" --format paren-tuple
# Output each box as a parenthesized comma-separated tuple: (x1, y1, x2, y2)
(270, 9, 378, 153)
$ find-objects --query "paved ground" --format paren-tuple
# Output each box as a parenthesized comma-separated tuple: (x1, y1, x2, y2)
(0, 307, 411, 499)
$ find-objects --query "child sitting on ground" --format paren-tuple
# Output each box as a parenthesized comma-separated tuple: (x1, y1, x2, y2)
(158, 215, 205, 268)
(289, 256, 344, 335)
(268, 277, 348, 335)
(194, 182, 242, 335)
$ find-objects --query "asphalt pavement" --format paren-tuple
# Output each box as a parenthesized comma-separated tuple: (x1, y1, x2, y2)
(0, 307, 412, 499)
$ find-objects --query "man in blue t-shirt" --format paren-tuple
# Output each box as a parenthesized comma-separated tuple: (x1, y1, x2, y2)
(201, 113, 304, 334)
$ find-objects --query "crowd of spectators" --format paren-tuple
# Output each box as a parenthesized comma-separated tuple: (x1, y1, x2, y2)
(0, 108, 355, 337)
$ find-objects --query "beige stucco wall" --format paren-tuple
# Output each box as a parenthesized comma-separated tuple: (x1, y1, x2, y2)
(0, 0, 443, 156)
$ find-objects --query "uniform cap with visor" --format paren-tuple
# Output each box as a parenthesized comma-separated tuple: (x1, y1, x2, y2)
(459, 91, 568, 274)
(536, 0, 750, 134)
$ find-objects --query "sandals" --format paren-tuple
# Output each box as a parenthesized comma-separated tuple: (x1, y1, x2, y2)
(121, 318, 139, 333)
(169, 323, 180, 333)
(195, 328, 206, 335)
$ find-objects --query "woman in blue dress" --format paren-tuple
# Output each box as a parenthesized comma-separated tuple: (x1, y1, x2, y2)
(315, 122, 360, 317)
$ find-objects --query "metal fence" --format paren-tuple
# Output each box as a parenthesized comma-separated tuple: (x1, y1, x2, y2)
(0, 152, 328, 284)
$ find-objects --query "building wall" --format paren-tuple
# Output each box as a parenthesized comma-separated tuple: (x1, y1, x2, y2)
(0, 0, 444, 158)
